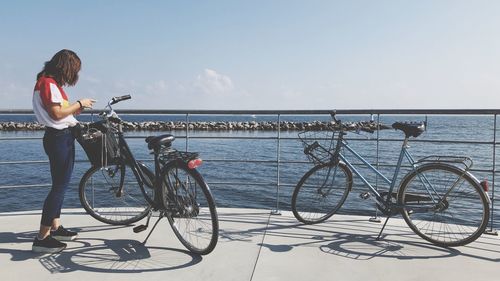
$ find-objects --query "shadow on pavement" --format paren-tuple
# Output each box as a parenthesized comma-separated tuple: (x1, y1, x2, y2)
(0, 224, 202, 273)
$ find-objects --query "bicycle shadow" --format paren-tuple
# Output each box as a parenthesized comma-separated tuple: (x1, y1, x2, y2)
(217, 211, 277, 242)
(256, 218, 500, 262)
(0, 225, 202, 273)
(40, 238, 202, 273)
(318, 232, 460, 260)
(258, 229, 463, 260)
(215, 211, 475, 262)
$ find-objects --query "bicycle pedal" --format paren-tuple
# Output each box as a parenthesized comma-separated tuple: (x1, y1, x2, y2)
(133, 224, 148, 233)
(359, 192, 370, 200)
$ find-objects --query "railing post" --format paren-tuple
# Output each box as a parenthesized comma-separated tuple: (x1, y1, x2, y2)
(369, 113, 382, 223)
(185, 113, 190, 151)
(486, 114, 498, 235)
(271, 113, 282, 215)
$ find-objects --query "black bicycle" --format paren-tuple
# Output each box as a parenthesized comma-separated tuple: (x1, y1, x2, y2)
(78, 95, 219, 255)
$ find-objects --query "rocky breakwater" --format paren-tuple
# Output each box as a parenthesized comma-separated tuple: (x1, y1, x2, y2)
(0, 120, 391, 132)
(0, 122, 45, 131)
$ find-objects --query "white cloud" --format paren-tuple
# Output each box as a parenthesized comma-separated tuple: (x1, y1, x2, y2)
(111, 79, 139, 92)
(194, 69, 234, 95)
(145, 79, 168, 94)
(80, 73, 101, 84)
(86, 70, 236, 109)
(0, 81, 31, 109)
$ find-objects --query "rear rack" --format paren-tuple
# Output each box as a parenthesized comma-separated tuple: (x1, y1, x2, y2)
(416, 155, 473, 171)
(159, 150, 199, 165)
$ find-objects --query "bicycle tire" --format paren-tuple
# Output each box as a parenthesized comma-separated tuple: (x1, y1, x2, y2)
(79, 162, 154, 225)
(292, 162, 352, 224)
(397, 163, 489, 247)
(161, 160, 219, 255)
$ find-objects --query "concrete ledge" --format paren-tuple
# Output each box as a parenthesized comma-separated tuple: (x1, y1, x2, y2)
(0, 208, 499, 281)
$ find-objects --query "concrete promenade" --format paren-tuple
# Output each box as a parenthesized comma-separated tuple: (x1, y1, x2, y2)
(1, 208, 499, 281)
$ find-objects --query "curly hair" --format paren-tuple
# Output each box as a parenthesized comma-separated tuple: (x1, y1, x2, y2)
(36, 49, 81, 87)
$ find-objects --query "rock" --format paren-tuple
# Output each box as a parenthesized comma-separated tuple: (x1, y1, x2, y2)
(0, 120, 392, 132)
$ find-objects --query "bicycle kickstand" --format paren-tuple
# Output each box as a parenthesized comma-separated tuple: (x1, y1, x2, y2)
(376, 215, 392, 241)
(142, 211, 164, 245)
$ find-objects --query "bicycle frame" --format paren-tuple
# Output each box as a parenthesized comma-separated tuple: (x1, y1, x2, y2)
(113, 119, 199, 211)
(330, 131, 474, 214)
(96, 101, 158, 206)
(107, 115, 204, 213)
(334, 134, 422, 209)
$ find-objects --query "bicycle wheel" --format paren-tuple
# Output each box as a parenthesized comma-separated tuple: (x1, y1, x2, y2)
(397, 163, 489, 247)
(161, 161, 218, 255)
(79, 162, 155, 225)
(292, 162, 352, 224)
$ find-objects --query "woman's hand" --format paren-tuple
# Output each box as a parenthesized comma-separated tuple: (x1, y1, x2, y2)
(78, 98, 97, 109)
(74, 98, 96, 115)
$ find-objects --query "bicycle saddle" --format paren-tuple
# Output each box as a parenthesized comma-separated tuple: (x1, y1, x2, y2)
(145, 134, 175, 150)
(392, 122, 425, 138)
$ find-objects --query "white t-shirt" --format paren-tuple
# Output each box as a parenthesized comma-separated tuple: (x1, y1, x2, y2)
(32, 76, 78, 130)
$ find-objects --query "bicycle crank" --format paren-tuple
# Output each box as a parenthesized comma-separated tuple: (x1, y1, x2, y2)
(432, 199, 450, 212)
(133, 210, 153, 233)
(376, 192, 400, 216)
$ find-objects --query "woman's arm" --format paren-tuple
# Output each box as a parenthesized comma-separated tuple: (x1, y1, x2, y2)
(47, 99, 96, 120)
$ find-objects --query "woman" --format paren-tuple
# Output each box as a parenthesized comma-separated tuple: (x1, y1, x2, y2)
(32, 49, 95, 253)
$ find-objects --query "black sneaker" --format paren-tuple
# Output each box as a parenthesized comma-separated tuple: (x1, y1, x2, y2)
(32, 236, 67, 253)
(51, 226, 78, 241)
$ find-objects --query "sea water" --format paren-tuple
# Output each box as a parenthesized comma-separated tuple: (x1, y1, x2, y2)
(0, 114, 498, 227)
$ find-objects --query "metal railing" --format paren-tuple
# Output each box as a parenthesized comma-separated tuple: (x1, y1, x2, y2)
(0, 109, 498, 234)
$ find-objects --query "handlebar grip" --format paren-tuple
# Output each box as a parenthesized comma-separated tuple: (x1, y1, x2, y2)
(330, 110, 339, 123)
(110, 95, 132, 105)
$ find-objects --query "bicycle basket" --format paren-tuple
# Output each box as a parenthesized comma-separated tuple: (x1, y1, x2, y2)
(298, 129, 336, 165)
(78, 121, 120, 167)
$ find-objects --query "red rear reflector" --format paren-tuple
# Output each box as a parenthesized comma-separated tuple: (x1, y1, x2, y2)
(188, 158, 203, 169)
(480, 180, 489, 192)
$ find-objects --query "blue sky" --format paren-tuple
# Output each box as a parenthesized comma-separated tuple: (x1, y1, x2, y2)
(1, 0, 499, 109)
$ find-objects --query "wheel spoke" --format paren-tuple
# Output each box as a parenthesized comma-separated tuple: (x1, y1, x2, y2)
(292, 163, 351, 224)
(80, 164, 153, 225)
(399, 164, 489, 247)
(163, 163, 218, 255)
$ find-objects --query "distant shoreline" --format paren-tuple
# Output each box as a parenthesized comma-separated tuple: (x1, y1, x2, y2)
(0, 121, 388, 131)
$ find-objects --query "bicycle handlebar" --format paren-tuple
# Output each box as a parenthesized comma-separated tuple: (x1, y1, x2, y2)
(330, 111, 339, 123)
(109, 95, 132, 105)
(95, 95, 132, 125)
(329, 110, 427, 134)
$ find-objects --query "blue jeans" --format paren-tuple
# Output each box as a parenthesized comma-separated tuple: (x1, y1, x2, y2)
(41, 128, 75, 227)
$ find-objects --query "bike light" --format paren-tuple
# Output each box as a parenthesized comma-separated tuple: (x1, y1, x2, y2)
(188, 158, 203, 169)
(480, 180, 489, 192)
